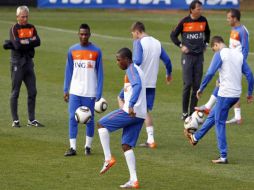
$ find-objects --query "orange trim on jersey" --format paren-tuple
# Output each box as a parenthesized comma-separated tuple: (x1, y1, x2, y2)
(124, 75, 130, 83)
(183, 22, 206, 32)
(72, 50, 98, 61)
(230, 30, 240, 41)
(17, 28, 34, 38)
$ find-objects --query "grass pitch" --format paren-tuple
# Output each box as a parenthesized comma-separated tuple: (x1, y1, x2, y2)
(0, 8, 254, 190)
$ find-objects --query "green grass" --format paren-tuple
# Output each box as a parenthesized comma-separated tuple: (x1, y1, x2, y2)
(0, 8, 254, 190)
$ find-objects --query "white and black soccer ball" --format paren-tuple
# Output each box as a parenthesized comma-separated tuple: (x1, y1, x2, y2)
(94, 97, 108, 113)
(75, 106, 92, 124)
(184, 116, 199, 133)
(191, 111, 205, 124)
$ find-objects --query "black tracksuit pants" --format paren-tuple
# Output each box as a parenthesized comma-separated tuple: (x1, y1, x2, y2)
(181, 53, 203, 115)
(10, 58, 37, 121)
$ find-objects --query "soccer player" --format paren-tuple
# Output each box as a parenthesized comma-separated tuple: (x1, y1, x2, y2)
(170, 0, 210, 120)
(184, 36, 253, 164)
(195, 9, 249, 125)
(131, 21, 172, 148)
(63, 23, 103, 156)
(98, 48, 146, 188)
(6, 6, 44, 128)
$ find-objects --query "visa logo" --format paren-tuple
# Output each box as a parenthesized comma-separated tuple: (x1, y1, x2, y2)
(49, 0, 103, 3)
(118, 0, 171, 4)
(186, 0, 239, 5)
(49, 0, 171, 4)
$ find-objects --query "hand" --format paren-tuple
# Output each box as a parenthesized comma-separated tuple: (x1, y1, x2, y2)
(128, 107, 136, 117)
(30, 36, 36, 41)
(166, 75, 172, 85)
(247, 95, 253, 104)
(196, 89, 202, 100)
(64, 92, 69, 102)
(181, 45, 189, 54)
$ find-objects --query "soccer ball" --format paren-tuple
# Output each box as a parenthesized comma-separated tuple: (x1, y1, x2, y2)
(191, 111, 205, 124)
(75, 106, 92, 124)
(94, 97, 108, 113)
(184, 116, 199, 133)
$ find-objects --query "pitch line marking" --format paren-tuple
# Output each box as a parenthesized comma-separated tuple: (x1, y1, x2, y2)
(0, 20, 253, 56)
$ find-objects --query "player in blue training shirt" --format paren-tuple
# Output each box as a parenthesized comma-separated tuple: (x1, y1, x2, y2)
(184, 36, 253, 164)
(131, 21, 172, 148)
(195, 9, 249, 125)
(63, 23, 103, 156)
(97, 48, 146, 189)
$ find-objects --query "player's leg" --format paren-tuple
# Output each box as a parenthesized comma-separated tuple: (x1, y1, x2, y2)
(195, 86, 218, 115)
(140, 88, 156, 148)
(181, 54, 193, 120)
(64, 94, 80, 156)
(185, 105, 216, 146)
(120, 118, 143, 188)
(23, 62, 44, 127)
(190, 54, 203, 115)
(81, 97, 96, 155)
(23, 62, 37, 121)
(98, 109, 127, 174)
(10, 64, 23, 127)
(212, 97, 239, 164)
(226, 100, 242, 125)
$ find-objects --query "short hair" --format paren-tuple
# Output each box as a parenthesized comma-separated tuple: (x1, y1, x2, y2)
(131, 21, 145, 32)
(227, 8, 241, 21)
(189, 0, 202, 12)
(16, 6, 29, 16)
(211, 36, 224, 47)
(117, 48, 132, 60)
(79, 23, 90, 32)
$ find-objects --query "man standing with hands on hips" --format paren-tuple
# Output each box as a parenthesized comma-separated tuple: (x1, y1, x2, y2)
(170, 0, 210, 120)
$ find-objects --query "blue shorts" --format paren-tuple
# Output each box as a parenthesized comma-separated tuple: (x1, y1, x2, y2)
(146, 88, 155, 111)
(98, 109, 144, 147)
(68, 94, 96, 138)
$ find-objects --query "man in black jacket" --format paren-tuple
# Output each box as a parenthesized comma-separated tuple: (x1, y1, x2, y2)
(7, 6, 44, 128)
(170, 0, 210, 120)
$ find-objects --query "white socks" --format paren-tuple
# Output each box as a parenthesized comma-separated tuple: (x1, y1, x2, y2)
(85, 136, 93, 148)
(234, 108, 241, 120)
(205, 95, 217, 109)
(124, 149, 137, 182)
(98, 128, 111, 161)
(146, 126, 154, 144)
(70, 138, 76, 150)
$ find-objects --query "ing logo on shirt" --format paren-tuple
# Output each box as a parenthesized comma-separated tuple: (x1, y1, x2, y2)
(74, 61, 94, 69)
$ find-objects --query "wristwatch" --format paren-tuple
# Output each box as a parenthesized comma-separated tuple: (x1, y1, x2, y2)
(179, 43, 183, 48)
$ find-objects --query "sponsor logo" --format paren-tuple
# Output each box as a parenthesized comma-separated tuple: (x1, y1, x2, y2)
(186, 0, 238, 5)
(48, 0, 238, 5)
(118, 0, 171, 4)
(186, 33, 204, 40)
(74, 61, 94, 69)
(49, 0, 103, 3)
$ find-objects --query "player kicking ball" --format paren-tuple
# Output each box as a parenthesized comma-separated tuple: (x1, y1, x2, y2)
(97, 48, 147, 188)
(184, 36, 253, 164)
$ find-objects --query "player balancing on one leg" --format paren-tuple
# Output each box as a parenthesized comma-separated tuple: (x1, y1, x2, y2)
(195, 9, 250, 125)
(97, 47, 147, 188)
(184, 36, 253, 164)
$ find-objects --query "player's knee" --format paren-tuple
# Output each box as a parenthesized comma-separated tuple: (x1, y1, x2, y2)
(28, 89, 37, 98)
(183, 82, 192, 89)
(11, 90, 20, 99)
(122, 144, 131, 152)
(97, 122, 103, 129)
